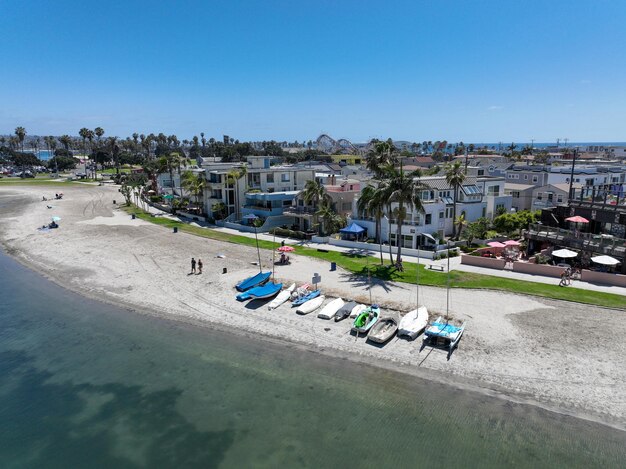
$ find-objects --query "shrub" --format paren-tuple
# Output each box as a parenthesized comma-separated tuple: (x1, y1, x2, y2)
(448, 249, 459, 258)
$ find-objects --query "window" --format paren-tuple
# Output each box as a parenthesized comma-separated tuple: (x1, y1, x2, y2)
(547, 193, 554, 202)
(524, 175, 528, 180)
(532, 175, 538, 183)
(280, 173, 290, 182)
(482, 207, 486, 217)
(495, 204, 505, 213)
(439, 211, 444, 219)
(488, 186, 500, 196)
(478, 169, 484, 176)
(282, 199, 292, 207)
(402, 235, 412, 248)
(425, 214, 432, 225)
(341, 202, 352, 211)
(512, 191, 520, 198)
(557, 195, 563, 203)
(537, 193, 542, 200)
(266, 173, 274, 183)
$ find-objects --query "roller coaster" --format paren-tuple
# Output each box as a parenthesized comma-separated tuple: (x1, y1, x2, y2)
(315, 134, 364, 155)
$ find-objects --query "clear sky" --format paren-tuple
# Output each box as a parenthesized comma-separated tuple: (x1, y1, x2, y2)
(1, 0, 625, 143)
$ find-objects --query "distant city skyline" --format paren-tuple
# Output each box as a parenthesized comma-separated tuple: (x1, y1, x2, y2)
(2, 0, 625, 141)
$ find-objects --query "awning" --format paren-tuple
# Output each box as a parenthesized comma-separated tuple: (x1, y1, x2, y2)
(340, 222, 366, 234)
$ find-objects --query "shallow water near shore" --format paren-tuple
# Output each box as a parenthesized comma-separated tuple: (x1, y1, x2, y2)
(0, 251, 625, 468)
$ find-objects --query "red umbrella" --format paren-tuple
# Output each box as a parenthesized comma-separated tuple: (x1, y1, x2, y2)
(487, 241, 506, 248)
(565, 216, 589, 223)
(503, 240, 521, 246)
(277, 246, 295, 252)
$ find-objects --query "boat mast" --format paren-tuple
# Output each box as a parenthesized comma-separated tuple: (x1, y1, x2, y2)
(416, 237, 420, 309)
(254, 223, 262, 273)
(367, 251, 372, 304)
(446, 239, 450, 324)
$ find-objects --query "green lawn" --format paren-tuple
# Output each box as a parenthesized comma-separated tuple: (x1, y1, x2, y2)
(122, 205, 626, 310)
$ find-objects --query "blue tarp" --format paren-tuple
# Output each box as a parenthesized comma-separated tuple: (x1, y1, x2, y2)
(340, 222, 366, 234)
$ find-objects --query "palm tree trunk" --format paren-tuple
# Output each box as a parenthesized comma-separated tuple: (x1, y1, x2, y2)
(396, 202, 404, 268)
(376, 214, 383, 264)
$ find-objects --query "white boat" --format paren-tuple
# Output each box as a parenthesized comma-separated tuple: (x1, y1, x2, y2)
(296, 295, 325, 315)
(398, 306, 429, 339)
(317, 298, 345, 319)
(350, 304, 367, 318)
(398, 237, 429, 339)
(268, 283, 296, 310)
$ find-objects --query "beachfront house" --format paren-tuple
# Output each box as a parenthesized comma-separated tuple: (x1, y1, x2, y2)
(350, 175, 511, 247)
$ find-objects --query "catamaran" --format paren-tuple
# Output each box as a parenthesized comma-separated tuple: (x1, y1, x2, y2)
(236, 282, 282, 301)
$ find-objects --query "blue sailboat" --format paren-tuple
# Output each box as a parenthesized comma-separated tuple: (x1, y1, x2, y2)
(236, 282, 283, 301)
(235, 271, 271, 292)
(291, 289, 321, 306)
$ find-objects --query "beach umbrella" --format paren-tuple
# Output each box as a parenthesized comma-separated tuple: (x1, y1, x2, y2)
(487, 241, 506, 248)
(590, 255, 620, 266)
(51, 216, 61, 222)
(503, 240, 521, 246)
(565, 216, 589, 223)
(163, 194, 174, 200)
(277, 246, 295, 252)
(552, 248, 578, 258)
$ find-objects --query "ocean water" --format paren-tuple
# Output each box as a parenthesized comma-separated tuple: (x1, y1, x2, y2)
(0, 252, 625, 468)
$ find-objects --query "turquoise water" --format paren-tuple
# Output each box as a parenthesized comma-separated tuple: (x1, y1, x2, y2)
(0, 252, 625, 468)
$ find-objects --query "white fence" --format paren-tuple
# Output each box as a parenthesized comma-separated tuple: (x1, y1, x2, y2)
(327, 238, 458, 260)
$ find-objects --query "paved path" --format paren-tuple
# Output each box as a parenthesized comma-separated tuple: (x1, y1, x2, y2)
(145, 204, 625, 298)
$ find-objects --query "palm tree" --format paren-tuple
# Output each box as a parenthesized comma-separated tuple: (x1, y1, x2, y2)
(382, 165, 425, 268)
(455, 213, 467, 240)
(14, 127, 26, 153)
(226, 166, 247, 219)
(444, 160, 466, 239)
(181, 171, 205, 209)
(302, 179, 331, 234)
(108, 137, 120, 175)
(316, 201, 345, 236)
(365, 138, 397, 176)
(59, 135, 72, 151)
(357, 184, 386, 264)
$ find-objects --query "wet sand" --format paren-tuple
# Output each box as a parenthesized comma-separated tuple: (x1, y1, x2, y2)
(1, 184, 625, 430)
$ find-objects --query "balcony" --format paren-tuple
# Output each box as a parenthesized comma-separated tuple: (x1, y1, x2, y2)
(524, 223, 626, 259)
(283, 206, 316, 217)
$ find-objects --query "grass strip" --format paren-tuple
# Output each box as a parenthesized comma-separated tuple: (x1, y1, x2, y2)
(122, 204, 626, 310)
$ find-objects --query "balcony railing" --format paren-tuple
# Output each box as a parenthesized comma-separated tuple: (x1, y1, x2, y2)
(283, 206, 316, 215)
(525, 223, 626, 257)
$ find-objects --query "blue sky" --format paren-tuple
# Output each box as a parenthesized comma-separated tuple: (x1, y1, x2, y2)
(1, 0, 625, 143)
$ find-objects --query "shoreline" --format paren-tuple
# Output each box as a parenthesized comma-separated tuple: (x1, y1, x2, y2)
(2, 184, 626, 432)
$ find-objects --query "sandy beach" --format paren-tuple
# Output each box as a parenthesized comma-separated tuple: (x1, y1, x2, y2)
(1, 184, 626, 430)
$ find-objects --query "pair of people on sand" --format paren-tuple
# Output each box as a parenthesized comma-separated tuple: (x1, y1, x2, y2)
(559, 268, 572, 287)
(191, 257, 203, 274)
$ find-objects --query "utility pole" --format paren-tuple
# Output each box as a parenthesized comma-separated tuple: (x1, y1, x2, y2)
(568, 148, 578, 202)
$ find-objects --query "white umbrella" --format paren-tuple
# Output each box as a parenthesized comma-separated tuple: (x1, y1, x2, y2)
(552, 248, 578, 258)
(590, 255, 620, 266)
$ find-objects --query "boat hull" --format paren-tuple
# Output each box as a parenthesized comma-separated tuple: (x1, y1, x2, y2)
(296, 295, 325, 314)
(351, 306, 380, 334)
(268, 283, 295, 310)
(367, 317, 398, 343)
(318, 298, 344, 319)
(236, 271, 271, 292)
(398, 306, 429, 339)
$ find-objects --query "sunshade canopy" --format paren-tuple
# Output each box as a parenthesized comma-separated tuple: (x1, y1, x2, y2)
(552, 248, 578, 258)
(503, 240, 521, 246)
(487, 241, 506, 248)
(565, 216, 589, 223)
(590, 255, 620, 266)
(339, 222, 366, 234)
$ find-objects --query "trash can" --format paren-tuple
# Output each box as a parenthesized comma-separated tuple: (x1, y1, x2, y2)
(173, 226, 178, 233)
(113, 200, 116, 205)
(223, 267, 227, 274)
(330, 262, 336, 271)
(131, 214, 136, 220)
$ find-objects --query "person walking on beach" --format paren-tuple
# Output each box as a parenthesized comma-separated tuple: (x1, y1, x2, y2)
(559, 270, 568, 287)
(197, 259, 203, 274)
(565, 267, 572, 285)
(191, 257, 196, 274)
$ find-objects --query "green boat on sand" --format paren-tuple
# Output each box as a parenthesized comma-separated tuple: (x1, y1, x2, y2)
(352, 305, 380, 335)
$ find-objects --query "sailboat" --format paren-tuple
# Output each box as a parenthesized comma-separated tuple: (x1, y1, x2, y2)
(422, 240, 466, 357)
(236, 282, 283, 301)
(352, 305, 380, 334)
(235, 214, 271, 292)
(398, 235, 430, 339)
(268, 283, 296, 310)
